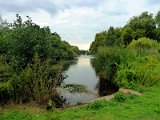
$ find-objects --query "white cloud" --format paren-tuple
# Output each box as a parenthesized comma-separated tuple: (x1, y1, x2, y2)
(0, 0, 160, 50)
(27, 9, 53, 26)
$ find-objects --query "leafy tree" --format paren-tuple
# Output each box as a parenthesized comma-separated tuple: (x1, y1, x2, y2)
(89, 32, 106, 53)
(129, 12, 156, 40)
(0, 14, 80, 105)
(105, 27, 123, 46)
(121, 24, 132, 45)
(89, 11, 160, 53)
(154, 11, 160, 42)
(155, 10, 160, 28)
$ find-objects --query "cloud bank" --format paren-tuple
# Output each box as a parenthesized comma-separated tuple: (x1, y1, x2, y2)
(0, 0, 160, 50)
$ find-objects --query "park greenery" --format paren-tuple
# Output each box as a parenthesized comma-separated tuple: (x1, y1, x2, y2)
(90, 11, 160, 90)
(0, 14, 80, 106)
(0, 11, 160, 120)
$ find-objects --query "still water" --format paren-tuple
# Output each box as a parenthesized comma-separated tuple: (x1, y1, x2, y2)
(57, 55, 118, 106)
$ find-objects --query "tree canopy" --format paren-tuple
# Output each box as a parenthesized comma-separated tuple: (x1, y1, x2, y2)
(0, 14, 80, 105)
(90, 11, 160, 53)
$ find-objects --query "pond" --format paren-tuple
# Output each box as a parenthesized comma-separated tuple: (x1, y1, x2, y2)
(57, 55, 118, 106)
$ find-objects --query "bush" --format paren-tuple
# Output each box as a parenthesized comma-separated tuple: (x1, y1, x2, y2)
(87, 100, 109, 110)
(92, 37, 160, 89)
(114, 92, 126, 102)
(114, 92, 137, 102)
(0, 56, 13, 104)
(93, 46, 123, 81)
(115, 38, 160, 88)
(127, 37, 160, 55)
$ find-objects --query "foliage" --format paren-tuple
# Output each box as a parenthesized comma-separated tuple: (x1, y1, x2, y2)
(114, 92, 137, 102)
(115, 38, 160, 89)
(89, 31, 106, 54)
(90, 11, 160, 89)
(0, 15, 80, 105)
(105, 27, 123, 46)
(90, 11, 160, 53)
(87, 100, 109, 110)
(0, 14, 80, 71)
(92, 46, 122, 81)
(155, 10, 160, 28)
(0, 56, 13, 104)
(92, 37, 160, 89)
(127, 12, 155, 40)
(127, 37, 160, 53)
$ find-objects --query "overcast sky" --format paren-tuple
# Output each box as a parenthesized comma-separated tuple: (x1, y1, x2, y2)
(0, 0, 160, 50)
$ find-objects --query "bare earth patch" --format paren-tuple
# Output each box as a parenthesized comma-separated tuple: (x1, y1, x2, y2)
(85, 88, 142, 104)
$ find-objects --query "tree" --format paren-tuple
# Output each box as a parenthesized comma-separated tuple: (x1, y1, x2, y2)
(154, 11, 160, 42)
(89, 31, 106, 53)
(105, 27, 123, 46)
(129, 12, 156, 40)
(155, 10, 160, 28)
(0, 14, 80, 105)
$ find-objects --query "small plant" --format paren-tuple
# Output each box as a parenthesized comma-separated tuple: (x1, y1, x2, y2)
(87, 100, 108, 110)
(114, 92, 126, 102)
(114, 92, 137, 102)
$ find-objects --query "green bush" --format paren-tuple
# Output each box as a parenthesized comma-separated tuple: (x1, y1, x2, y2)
(115, 38, 160, 88)
(128, 37, 158, 48)
(127, 37, 160, 55)
(93, 46, 122, 81)
(92, 37, 160, 89)
(87, 100, 109, 110)
(114, 92, 126, 102)
(114, 92, 137, 102)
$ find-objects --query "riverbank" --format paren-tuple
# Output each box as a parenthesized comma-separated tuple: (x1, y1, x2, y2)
(1, 84, 160, 120)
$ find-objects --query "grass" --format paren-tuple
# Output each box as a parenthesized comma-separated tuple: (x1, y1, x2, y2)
(0, 84, 160, 120)
(0, 105, 49, 120)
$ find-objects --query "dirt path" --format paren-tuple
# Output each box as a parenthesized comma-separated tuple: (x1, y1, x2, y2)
(85, 87, 142, 104)
(119, 88, 142, 96)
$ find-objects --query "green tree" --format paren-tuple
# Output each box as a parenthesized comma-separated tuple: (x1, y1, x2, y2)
(129, 12, 156, 40)
(0, 14, 79, 105)
(105, 27, 123, 46)
(89, 31, 106, 53)
(154, 11, 160, 42)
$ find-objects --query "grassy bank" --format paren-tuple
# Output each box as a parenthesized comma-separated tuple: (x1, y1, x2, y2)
(0, 83, 160, 120)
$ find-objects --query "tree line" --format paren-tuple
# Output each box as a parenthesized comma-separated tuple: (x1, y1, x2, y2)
(90, 11, 160, 53)
(90, 11, 160, 90)
(0, 14, 80, 106)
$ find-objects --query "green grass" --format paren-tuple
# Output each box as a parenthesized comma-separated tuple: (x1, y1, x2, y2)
(1, 84, 160, 120)
(0, 107, 49, 120)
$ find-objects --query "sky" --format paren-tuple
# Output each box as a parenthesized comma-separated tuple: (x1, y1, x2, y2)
(0, 0, 160, 50)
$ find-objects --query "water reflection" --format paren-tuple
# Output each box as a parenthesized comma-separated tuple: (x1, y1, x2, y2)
(78, 57, 90, 66)
(58, 55, 118, 106)
(97, 78, 119, 96)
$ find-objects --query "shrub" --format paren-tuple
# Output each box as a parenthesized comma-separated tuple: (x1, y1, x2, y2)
(114, 92, 137, 102)
(114, 92, 126, 102)
(93, 46, 123, 81)
(115, 38, 160, 88)
(127, 37, 160, 55)
(87, 100, 108, 110)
